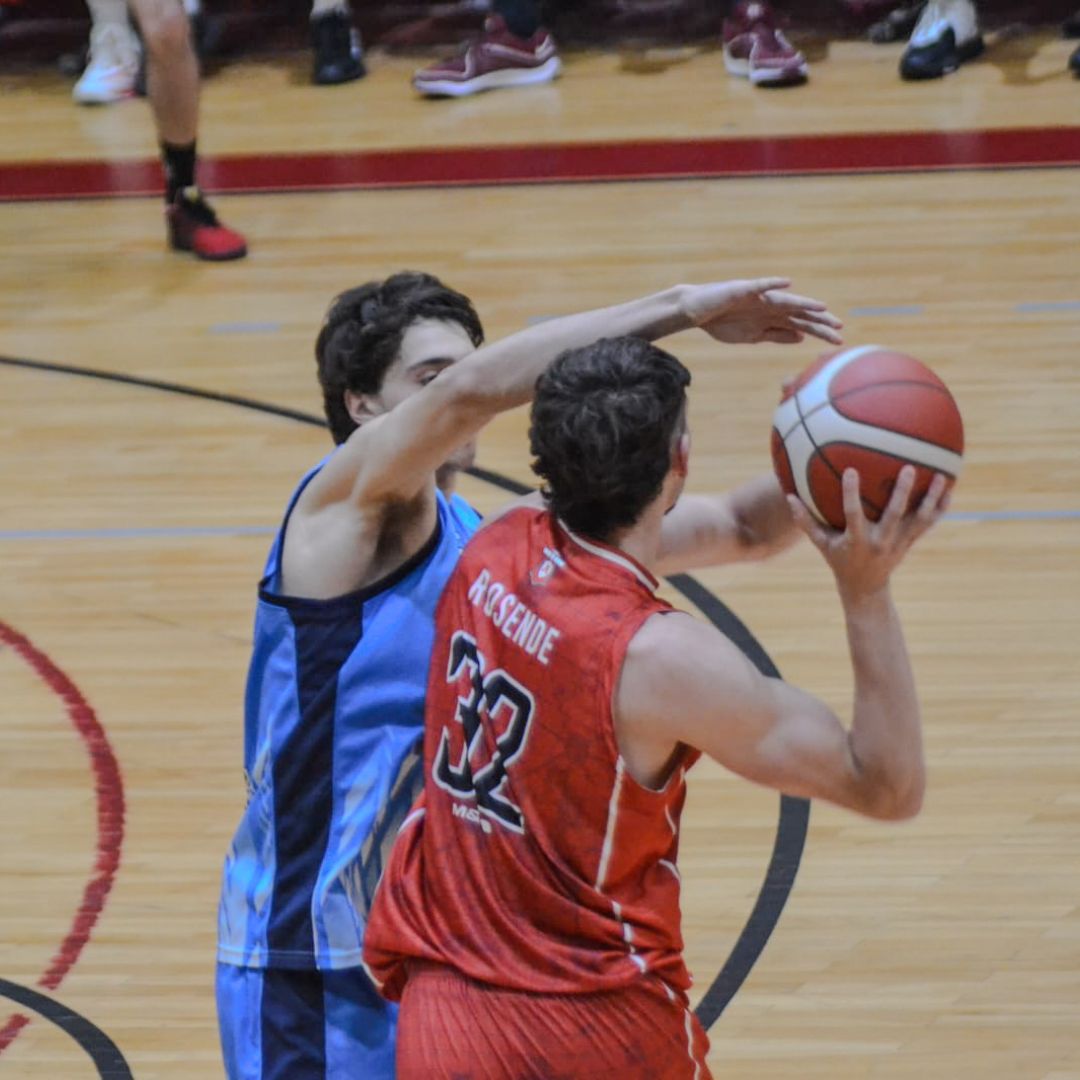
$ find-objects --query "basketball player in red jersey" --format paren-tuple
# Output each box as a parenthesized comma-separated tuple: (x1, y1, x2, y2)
(364, 336, 949, 1079)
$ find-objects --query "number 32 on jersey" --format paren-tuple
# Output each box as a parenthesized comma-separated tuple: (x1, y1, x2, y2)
(433, 631, 535, 834)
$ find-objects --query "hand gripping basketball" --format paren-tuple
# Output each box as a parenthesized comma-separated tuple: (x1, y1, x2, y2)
(787, 466, 950, 599)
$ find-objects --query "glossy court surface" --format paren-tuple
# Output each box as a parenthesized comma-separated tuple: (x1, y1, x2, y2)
(1, 29, 1078, 1079)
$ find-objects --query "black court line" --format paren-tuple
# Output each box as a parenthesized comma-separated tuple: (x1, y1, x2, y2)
(0, 979, 133, 1080)
(1, 352, 810, 1037)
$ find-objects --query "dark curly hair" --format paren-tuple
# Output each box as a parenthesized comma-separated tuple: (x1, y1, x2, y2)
(315, 271, 485, 444)
(529, 337, 691, 542)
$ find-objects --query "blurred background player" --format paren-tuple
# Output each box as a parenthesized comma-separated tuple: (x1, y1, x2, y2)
(132, 0, 245, 259)
(73, 0, 363, 104)
(364, 336, 948, 1079)
(72, 0, 246, 259)
(413, 0, 806, 96)
(216, 273, 841, 1079)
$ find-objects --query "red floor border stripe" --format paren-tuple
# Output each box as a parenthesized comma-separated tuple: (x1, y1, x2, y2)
(0, 620, 125, 1056)
(2, 126, 1079, 201)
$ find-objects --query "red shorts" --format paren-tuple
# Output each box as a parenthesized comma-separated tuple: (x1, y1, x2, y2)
(395, 962, 712, 1080)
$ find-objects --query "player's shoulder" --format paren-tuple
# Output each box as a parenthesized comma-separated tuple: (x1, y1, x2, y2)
(624, 609, 743, 686)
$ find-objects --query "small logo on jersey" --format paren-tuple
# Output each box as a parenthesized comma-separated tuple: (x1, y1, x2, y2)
(530, 546, 566, 586)
(452, 801, 493, 834)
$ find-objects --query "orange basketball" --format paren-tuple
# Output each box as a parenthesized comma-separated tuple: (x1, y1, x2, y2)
(770, 346, 964, 530)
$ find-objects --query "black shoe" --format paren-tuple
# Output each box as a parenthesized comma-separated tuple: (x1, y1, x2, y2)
(1070, 42, 1080, 74)
(900, 0, 983, 79)
(311, 9, 366, 85)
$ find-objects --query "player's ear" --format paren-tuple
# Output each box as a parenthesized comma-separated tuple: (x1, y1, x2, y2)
(345, 389, 381, 426)
(673, 431, 691, 478)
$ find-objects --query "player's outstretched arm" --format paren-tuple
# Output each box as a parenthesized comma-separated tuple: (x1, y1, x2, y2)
(618, 467, 948, 820)
(654, 474, 800, 576)
(318, 279, 843, 510)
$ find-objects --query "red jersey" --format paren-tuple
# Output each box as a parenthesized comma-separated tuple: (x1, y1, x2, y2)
(364, 507, 700, 1004)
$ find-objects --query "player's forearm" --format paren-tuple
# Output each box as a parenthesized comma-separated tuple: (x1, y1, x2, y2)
(654, 477, 799, 575)
(843, 587, 926, 820)
(727, 475, 801, 561)
(462, 286, 692, 410)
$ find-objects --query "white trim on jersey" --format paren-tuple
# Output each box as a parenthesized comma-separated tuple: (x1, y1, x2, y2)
(360, 958, 384, 992)
(557, 520, 657, 592)
(399, 807, 425, 833)
(612, 899, 648, 974)
(596, 758, 625, 891)
(597, 774, 652, 976)
(684, 1008, 704, 1080)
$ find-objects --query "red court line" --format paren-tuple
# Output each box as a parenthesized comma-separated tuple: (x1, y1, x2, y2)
(0, 621, 125, 1056)
(1, 126, 1079, 201)
(0, 1015, 30, 1054)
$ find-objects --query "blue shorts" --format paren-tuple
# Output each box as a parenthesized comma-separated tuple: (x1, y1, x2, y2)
(216, 963, 397, 1080)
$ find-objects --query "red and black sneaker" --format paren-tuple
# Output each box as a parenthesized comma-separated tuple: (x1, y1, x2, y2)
(166, 186, 247, 262)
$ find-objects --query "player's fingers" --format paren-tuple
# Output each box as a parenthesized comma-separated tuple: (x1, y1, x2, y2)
(780, 374, 799, 396)
(788, 318, 843, 346)
(763, 328, 803, 345)
(788, 305, 844, 329)
(841, 469, 868, 541)
(770, 290, 828, 312)
(753, 277, 793, 297)
(878, 465, 917, 544)
(786, 494, 829, 549)
(906, 473, 950, 540)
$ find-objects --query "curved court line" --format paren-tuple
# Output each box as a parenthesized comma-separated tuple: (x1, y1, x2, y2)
(0, 620, 126, 1066)
(1, 353, 809, 1032)
(0, 979, 132, 1080)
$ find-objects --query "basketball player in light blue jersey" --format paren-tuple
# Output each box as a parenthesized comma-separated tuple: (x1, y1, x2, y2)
(215, 270, 843, 1080)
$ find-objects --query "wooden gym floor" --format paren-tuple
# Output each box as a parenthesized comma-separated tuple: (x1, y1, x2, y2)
(0, 30, 1078, 1080)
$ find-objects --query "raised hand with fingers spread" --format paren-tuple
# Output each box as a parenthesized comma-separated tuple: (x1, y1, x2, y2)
(683, 277, 844, 346)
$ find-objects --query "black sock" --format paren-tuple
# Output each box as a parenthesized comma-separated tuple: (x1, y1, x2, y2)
(161, 141, 197, 204)
(494, 0, 541, 38)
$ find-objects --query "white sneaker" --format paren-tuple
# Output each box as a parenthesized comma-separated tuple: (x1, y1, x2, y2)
(73, 22, 142, 105)
(900, 0, 984, 79)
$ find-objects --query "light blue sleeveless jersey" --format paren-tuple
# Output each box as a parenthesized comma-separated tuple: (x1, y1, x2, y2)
(217, 463, 480, 970)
